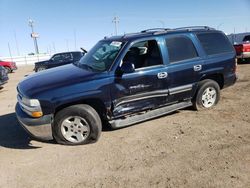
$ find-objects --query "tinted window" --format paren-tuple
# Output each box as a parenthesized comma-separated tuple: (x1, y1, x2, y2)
(52, 54, 63, 61)
(243, 35, 250, 42)
(52, 53, 72, 62)
(197, 32, 233, 55)
(165, 36, 198, 63)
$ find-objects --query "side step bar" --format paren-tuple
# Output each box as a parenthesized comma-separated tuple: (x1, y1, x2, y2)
(109, 101, 192, 129)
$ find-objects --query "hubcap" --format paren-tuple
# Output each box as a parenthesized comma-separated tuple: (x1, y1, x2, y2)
(61, 116, 90, 143)
(201, 87, 217, 108)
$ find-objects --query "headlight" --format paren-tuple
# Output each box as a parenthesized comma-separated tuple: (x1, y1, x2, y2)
(18, 96, 43, 118)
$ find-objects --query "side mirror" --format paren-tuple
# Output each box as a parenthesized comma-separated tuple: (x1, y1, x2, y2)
(120, 62, 135, 73)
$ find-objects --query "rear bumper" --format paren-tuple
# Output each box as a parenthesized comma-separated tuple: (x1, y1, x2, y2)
(15, 103, 53, 141)
(236, 52, 250, 59)
(223, 73, 237, 89)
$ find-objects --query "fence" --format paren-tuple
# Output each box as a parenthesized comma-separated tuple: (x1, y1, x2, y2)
(0, 54, 52, 66)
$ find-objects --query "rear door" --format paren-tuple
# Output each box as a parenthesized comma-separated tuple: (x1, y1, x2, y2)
(164, 34, 204, 103)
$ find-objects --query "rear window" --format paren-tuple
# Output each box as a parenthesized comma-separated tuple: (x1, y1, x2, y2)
(196, 32, 234, 55)
(165, 36, 198, 63)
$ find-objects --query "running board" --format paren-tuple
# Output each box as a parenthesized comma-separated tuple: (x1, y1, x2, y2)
(109, 101, 192, 129)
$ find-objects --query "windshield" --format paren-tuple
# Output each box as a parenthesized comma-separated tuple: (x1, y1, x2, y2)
(78, 40, 124, 72)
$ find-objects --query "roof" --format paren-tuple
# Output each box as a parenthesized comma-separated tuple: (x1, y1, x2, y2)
(104, 26, 217, 42)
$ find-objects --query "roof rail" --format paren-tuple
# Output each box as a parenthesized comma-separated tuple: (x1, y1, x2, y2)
(122, 32, 142, 38)
(174, 26, 215, 31)
(141, 28, 170, 33)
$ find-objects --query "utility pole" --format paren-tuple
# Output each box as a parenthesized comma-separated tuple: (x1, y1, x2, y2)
(52, 42, 56, 53)
(112, 16, 119, 36)
(14, 30, 20, 56)
(74, 29, 77, 50)
(28, 18, 39, 54)
(8, 43, 13, 61)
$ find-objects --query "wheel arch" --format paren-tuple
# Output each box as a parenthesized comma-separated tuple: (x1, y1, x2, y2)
(54, 98, 108, 121)
(199, 73, 224, 89)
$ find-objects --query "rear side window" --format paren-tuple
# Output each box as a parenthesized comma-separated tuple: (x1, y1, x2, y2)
(196, 32, 233, 55)
(165, 36, 198, 63)
(243, 35, 250, 42)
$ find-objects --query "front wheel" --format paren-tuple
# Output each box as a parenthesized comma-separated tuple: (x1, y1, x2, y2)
(53, 104, 102, 145)
(4, 67, 11, 73)
(192, 79, 220, 110)
(36, 66, 46, 72)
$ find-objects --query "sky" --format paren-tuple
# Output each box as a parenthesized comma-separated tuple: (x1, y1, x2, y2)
(0, 0, 250, 57)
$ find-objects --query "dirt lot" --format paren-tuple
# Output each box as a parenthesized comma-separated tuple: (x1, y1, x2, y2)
(0, 64, 250, 188)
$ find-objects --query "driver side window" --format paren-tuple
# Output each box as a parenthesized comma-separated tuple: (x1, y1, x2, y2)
(123, 40, 163, 69)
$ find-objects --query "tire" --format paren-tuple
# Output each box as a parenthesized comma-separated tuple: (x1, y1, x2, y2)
(4, 67, 11, 73)
(192, 79, 220, 111)
(53, 104, 102, 145)
(36, 66, 46, 72)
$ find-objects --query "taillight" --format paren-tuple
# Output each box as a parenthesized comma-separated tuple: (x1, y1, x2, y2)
(233, 58, 237, 73)
(234, 45, 243, 52)
(243, 47, 250, 52)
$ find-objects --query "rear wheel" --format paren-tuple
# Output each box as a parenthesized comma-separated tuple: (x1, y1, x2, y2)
(192, 79, 220, 110)
(53, 104, 102, 145)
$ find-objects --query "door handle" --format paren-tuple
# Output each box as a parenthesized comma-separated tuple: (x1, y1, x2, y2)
(157, 72, 168, 79)
(193, 65, 202, 71)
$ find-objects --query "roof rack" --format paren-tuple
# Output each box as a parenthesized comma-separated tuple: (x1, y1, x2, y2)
(173, 26, 215, 31)
(141, 28, 170, 33)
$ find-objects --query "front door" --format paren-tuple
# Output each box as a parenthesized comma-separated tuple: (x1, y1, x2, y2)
(111, 39, 169, 118)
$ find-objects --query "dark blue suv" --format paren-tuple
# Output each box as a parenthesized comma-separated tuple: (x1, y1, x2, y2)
(15, 26, 237, 145)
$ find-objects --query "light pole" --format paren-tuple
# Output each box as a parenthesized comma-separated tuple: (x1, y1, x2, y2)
(28, 18, 39, 54)
(217, 23, 223, 30)
(112, 16, 119, 36)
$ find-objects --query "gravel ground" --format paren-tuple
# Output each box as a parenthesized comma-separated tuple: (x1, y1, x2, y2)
(0, 63, 249, 188)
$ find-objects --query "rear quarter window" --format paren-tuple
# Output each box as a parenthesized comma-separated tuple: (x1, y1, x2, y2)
(196, 32, 234, 55)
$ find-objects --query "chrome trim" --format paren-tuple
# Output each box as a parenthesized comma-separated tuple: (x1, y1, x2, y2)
(17, 95, 41, 116)
(157, 72, 168, 79)
(169, 84, 193, 95)
(18, 119, 53, 140)
(114, 89, 169, 107)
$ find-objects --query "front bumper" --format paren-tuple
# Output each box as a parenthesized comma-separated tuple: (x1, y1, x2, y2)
(15, 103, 53, 141)
(0, 76, 8, 86)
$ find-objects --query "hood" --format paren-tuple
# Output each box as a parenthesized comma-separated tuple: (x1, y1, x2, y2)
(18, 64, 100, 98)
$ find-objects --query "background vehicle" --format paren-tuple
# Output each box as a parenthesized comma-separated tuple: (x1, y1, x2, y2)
(234, 35, 250, 62)
(16, 26, 237, 145)
(0, 65, 9, 87)
(34, 51, 85, 72)
(0, 60, 17, 73)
